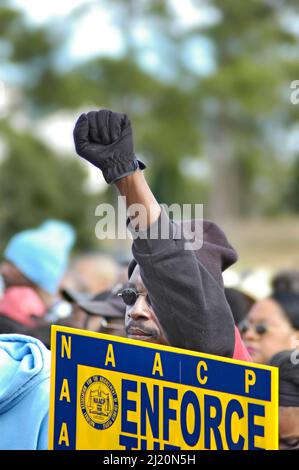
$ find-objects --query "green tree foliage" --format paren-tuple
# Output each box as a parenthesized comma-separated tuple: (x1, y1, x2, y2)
(1, 0, 299, 250)
(286, 154, 299, 213)
(0, 123, 99, 250)
(196, 0, 299, 217)
(0, 2, 101, 248)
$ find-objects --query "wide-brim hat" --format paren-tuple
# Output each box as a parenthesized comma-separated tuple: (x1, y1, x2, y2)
(61, 287, 125, 318)
(128, 218, 238, 287)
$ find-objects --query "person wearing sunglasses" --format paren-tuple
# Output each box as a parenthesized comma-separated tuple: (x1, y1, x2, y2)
(240, 291, 299, 364)
(73, 109, 250, 360)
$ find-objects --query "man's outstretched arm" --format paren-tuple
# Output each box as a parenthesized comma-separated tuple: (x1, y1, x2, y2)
(73, 109, 235, 356)
(117, 172, 235, 357)
(116, 171, 161, 230)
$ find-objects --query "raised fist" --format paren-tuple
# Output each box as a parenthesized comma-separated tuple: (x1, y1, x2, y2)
(73, 109, 145, 184)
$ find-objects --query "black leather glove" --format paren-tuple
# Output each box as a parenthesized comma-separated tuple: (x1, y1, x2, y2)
(73, 109, 145, 184)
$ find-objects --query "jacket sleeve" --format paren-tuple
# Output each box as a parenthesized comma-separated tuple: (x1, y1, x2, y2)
(131, 208, 235, 357)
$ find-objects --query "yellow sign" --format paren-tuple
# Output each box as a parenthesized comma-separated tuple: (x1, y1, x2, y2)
(49, 326, 278, 450)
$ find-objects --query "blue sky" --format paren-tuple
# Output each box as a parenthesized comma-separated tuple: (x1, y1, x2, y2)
(11, 0, 217, 72)
(4, 0, 218, 189)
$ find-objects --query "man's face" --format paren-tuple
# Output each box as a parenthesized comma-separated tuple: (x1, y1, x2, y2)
(0, 261, 33, 289)
(279, 406, 299, 450)
(241, 298, 298, 364)
(124, 265, 169, 346)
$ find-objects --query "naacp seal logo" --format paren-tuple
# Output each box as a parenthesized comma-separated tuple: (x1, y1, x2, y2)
(80, 375, 118, 430)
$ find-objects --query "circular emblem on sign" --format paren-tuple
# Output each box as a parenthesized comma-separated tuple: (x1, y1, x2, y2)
(80, 375, 118, 430)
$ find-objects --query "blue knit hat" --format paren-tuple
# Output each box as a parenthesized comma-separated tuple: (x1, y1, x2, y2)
(4, 220, 76, 294)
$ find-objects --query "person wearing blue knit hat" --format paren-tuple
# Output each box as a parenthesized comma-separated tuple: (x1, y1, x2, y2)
(0, 220, 76, 325)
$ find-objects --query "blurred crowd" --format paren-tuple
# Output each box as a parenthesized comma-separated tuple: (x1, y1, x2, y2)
(2, 219, 299, 365)
(0, 220, 128, 346)
(1, 219, 299, 450)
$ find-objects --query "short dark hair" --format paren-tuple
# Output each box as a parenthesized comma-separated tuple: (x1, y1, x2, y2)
(225, 287, 254, 325)
(272, 270, 299, 295)
(271, 291, 299, 330)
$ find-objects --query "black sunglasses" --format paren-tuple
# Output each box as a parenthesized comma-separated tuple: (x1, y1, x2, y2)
(239, 320, 268, 336)
(118, 287, 151, 307)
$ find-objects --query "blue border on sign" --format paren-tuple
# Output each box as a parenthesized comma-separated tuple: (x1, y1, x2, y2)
(54, 331, 271, 400)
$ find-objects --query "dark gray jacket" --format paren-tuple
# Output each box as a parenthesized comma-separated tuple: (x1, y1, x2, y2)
(130, 208, 237, 357)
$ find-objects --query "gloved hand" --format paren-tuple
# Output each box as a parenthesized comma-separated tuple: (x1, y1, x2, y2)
(73, 109, 145, 184)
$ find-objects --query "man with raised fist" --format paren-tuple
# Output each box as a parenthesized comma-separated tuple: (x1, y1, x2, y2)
(73, 109, 251, 361)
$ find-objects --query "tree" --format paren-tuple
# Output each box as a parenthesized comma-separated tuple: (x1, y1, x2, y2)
(190, 0, 299, 218)
(0, 123, 99, 250)
(0, 2, 101, 248)
(1, 0, 299, 237)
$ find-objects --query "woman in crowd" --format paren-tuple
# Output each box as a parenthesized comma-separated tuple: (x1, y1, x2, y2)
(240, 292, 299, 364)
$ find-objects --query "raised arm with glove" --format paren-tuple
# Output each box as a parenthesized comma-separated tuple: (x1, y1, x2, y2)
(73, 108, 250, 360)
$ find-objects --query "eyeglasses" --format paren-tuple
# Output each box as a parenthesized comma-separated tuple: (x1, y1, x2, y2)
(118, 287, 151, 307)
(239, 320, 268, 336)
